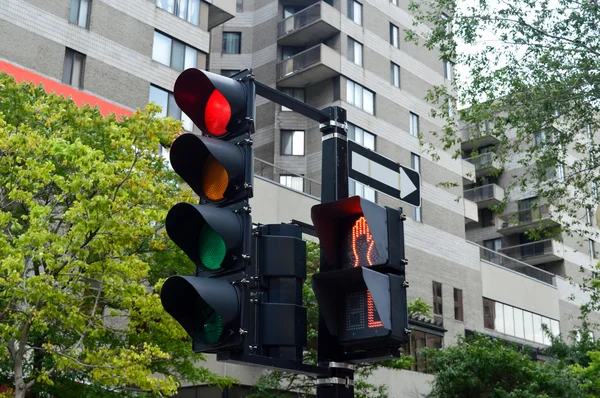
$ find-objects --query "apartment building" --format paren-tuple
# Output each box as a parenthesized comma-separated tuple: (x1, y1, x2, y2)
(0, 0, 595, 396)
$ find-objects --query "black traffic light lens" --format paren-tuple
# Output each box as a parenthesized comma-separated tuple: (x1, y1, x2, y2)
(194, 297, 224, 344)
(198, 222, 227, 270)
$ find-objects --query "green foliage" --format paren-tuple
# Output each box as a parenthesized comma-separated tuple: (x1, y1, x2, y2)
(250, 241, 427, 397)
(0, 73, 234, 397)
(408, 0, 600, 237)
(426, 334, 585, 398)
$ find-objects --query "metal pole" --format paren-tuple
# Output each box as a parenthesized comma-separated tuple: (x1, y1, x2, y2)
(316, 106, 354, 398)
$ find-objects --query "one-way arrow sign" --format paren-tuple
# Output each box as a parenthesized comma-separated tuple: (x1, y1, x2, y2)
(348, 140, 421, 207)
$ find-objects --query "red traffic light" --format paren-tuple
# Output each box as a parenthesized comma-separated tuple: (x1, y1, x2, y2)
(174, 69, 247, 137)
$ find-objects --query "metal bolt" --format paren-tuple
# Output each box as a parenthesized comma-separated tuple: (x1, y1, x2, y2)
(401, 259, 409, 265)
(403, 280, 410, 288)
(404, 328, 412, 334)
(239, 328, 248, 335)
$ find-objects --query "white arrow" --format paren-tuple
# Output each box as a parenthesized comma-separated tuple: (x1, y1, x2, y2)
(400, 168, 417, 199)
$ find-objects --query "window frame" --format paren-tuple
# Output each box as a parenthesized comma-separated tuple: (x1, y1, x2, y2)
(348, 123, 375, 151)
(348, 0, 363, 25)
(62, 48, 86, 89)
(236, 0, 243, 12)
(453, 288, 463, 322)
(152, 31, 199, 72)
(349, 179, 376, 202)
(222, 32, 242, 54)
(346, 79, 375, 115)
(432, 281, 443, 323)
(443, 60, 453, 81)
(280, 88, 306, 111)
(348, 37, 363, 67)
(156, 0, 200, 25)
(390, 23, 400, 48)
(391, 62, 400, 87)
(409, 112, 419, 137)
(69, 0, 91, 29)
(279, 174, 304, 192)
(280, 130, 305, 156)
(149, 84, 193, 131)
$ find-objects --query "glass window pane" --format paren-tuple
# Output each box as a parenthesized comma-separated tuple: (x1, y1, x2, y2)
(62, 50, 74, 85)
(355, 181, 364, 197)
(494, 302, 504, 333)
(78, 0, 90, 28)
(184, 46, 197, 69)
(171, 40, 185, 72)
(523, 311, 534, 341)
(223, 32, 241, 54)
(349, 179, 356, 196)
(292, 131, 304, 155)
(346, 80, 355, 104)
(363, 89, 374, 114)
(354, 2, 362, 25)
(71, 53, 84, 89)
(167, 93, 181, 119)
(291, 176, 303, 191)
(532, 314, 543, 343)
(483, 298, 495, 329)
(157, 0, 175, 13)
(541, 317, 551, 345)
(504, 305, 514, 336)
(182, 112, 193, 131)
(178, 0, 188, 20)
(365, 186, 375, 202)
(188, 0, 200, 25)
(149, 86, 169, 117)
(153, 31, 172, 66)
(69, 0, 79, 24)
(281, 131, 292, 155)
(355, 42, 362, 66)
(551, 319, 560, 337)
(354, 84, 362, 109)
(514, 308, 524, 339)
(364, 132, 375, 150)
(347, 123, 356, 141)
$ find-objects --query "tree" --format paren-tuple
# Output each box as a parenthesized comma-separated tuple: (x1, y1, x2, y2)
(249, 241, 430, 398)
(0, 73, 235, 397)
(425, 334, 585, 398)
(407, 0, 600, 237)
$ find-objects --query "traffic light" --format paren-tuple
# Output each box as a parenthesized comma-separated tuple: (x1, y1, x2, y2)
(311, 196, 409, 352)
(160, 69, 254, 353)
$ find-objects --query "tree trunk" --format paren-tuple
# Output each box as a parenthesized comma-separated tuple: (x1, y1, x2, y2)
(13, 353, 32, 398)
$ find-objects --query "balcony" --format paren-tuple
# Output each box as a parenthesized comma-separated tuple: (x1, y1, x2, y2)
(460, 123, 499, 152)
(499, 240, 564, 266)
(278, 2, 341, 46)
(479, 246, 556, 286)
(464, 152, 502, 178)
(276, 44, 341, 87)
(463, 184, 505, 209)
(497, 204, 559, 235)
(254, 158, 321, 198)
(207, 0, 236, 29)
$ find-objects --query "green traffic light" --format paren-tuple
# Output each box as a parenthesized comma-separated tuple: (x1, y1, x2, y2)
(198, 222, 226, 270)
(195, 298, 224, 345)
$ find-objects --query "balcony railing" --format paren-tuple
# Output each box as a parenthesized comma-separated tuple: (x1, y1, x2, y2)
(479, 246, 556, 286)
(465, 152, 498, 169)
(499, 240, 561, 262)
(463, 184, 504, 203)
(500, 204, 552, 226)
(277, 44, 321, 79)
(254, 158, 321, 198)
(278, 2, 321, 37)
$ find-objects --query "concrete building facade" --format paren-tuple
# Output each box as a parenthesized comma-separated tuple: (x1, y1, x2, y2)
(0, 0, 596, 396)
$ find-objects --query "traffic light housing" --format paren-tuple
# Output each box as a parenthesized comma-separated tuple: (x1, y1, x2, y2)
(160, 69, 254, 353)
(311, 196, 409, 353)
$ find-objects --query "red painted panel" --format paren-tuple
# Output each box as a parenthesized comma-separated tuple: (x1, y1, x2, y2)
(0, 60, 133, 117)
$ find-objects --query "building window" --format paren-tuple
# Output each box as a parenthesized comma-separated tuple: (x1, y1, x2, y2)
(346, 79, 374, 115)
(281, 130, 305, 155)
(149, 85, 193, 131)
(281, 88, 305, 111)
(348, 123, 375, 150)
(432, 281, 443, 323)
(62, 48, 85, 89)
(411, 153, 422, 222)
(236, 0, 243, 12)
(348, 37, 363, 67)
(594, 182, 599, 200)
(349, 179, 375, 202)
(279, 175, 304, 191)
(483, 238, 502, 252)
(390, 23, 400, 48)
(480, 208, 495, 227)
(586, 207, 593, 226)
(590, 239, 596, 261)
(348, 0, 362, 25)
(223, 32, 242, 54)
(221, 69, 240, 77)
(404, 329, 443, 373)
(454, 288, 463, 321)
(409, 112, 419, 137)
(152, 31, 198, 72)
(391, 62, 400, 87)
(483, 298, 559, 345)
(69, 0, 91, 29)
(156, 0, 200, 25)
(443, 60, 453, 81)
(391, 0, 398, 5)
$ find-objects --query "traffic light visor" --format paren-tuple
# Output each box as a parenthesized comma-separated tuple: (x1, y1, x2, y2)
(166, 203, 243, 272)
(161, 276, 239, 344)
(174, 69, 246, 137)
(170, 134, 245, 203)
